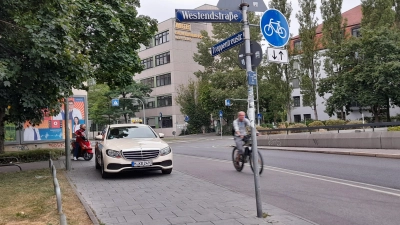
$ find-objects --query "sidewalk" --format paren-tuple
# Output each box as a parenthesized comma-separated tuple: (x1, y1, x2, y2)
(67, 160, 318, 225)
(258, 146, 400, 159)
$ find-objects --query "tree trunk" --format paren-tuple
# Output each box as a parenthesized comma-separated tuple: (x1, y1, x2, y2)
(311, 62, 318, 121)
(124, 114, 128, 123)
(0, 107, 6, 154)
(386, 97, 391, 122)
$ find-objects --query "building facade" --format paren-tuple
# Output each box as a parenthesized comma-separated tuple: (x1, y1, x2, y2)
(288, 5, 400, 122)
(134, 4, 217, 136)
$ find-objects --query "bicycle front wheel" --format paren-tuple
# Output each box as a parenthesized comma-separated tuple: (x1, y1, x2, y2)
(232, 147, 245, 172)
(249, 151, 264, 175)
(264, 24, 274, 36)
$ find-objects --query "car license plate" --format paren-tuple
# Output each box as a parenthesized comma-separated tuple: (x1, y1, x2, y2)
(131, 161, 152, 167)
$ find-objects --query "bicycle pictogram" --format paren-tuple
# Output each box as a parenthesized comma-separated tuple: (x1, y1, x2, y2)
(263, 18, 287, 39)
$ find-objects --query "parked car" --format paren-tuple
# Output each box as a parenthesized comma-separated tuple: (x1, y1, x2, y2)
(94, 124, 173, 178)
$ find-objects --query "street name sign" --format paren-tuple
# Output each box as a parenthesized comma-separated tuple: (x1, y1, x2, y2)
(260, 9, 290, 48)
(225, 99, 232, 106)
(175, 9, 243, 23)
(112, 99, 119, 107)
(211, 31, 244, 56)
(267, 47, 289, 64)
(217, 0, 268, 12)
(238, 41, 263, 70)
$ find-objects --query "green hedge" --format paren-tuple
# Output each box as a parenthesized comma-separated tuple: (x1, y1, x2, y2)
(388, 126, 400, 131)
(0, 149, 65, 163)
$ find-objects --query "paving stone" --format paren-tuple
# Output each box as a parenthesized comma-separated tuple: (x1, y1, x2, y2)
(167, 216, 197, 224)
(212, 219, 243, 225)
(141, 218, 172, 225)
(172, 209, 201, 217)
(214, 212, 244, 220)
(191, 213, 220, 222)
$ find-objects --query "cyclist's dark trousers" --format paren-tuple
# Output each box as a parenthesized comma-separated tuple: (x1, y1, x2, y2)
(234, 136, 244, 154)
(73, 142, 80, 158)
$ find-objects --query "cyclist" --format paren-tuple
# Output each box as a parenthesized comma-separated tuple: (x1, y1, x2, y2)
(233, 111, 259, 158)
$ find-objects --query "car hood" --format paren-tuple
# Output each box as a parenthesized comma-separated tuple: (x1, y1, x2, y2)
(104, 138, 168, 150)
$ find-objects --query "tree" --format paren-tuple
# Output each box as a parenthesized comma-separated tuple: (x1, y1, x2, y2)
(318, 0, 350, 119)
(88, 83, 111, 125)
(0, 0, 158, 153)
(296, 0, 320, 120)
(265, 0, 295, 122)
(176, 80, 210, 134)
(191, 13, 262, 128)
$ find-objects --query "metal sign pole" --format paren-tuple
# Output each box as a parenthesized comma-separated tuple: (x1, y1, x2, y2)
(64, 97, 71, 171)
(220, 116, 223, 139)
(241, 2, 263, 218)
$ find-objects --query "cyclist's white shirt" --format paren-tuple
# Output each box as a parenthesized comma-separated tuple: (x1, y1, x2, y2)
(233, 118, 250, 136)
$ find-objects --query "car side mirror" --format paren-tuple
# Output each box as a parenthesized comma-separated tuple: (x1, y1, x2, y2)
(95, 135, 103, 141)
(159, 133, 165, 138)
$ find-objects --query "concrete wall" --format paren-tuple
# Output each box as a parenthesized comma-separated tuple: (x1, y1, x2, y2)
(258, 132, 400, 149)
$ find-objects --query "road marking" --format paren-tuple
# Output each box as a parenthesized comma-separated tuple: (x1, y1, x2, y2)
(175, 154, 400, 197)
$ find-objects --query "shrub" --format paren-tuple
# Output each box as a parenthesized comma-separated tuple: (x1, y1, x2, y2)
(345, 120, 368, 129)
(288, 123, 308, 133)
(325, 119, 346, 126)
(0, 149, 65, 163)
(388, 126, 400, 131)
(261, 123, 274, 129)
(308, 121, 324, 127)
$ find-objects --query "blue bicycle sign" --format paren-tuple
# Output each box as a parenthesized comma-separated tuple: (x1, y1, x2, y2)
(263, 18, 287, 39)
(260, 9, 289, 48)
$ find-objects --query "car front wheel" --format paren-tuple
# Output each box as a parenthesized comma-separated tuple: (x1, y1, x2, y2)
(101, 156, 110, 179)
(162, 168, 172, 174)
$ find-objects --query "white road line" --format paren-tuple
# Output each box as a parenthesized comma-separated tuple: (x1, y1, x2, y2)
(175, 154, 400, 197)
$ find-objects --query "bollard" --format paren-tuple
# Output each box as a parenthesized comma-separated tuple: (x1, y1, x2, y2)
(53, 178, 63, 213)
(60, 213, 67, 225)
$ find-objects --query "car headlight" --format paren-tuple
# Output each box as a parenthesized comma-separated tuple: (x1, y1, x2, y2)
(160, 146, 171, 156)
(106, 149, 122, 158)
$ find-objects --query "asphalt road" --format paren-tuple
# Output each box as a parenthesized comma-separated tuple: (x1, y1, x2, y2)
(169, 137, 400, 225)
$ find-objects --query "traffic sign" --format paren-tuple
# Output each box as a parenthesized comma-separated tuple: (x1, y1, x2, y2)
(225, 99, 231, 106)
(175, 9, 243, 23)
(267, 47, 289, 64)
(219, 110, 223, 117)
(159, 112, 162, 118)
(184, 115, 190, 122)
(211, 31, 244, 57)
(247, 71, 257, 86)
(260, 9, 290, 48)
(238, 41, 263, 70)
(111, 99, 119, 107)
(257, 113, 262, 119)
(217, 0, 268, 12)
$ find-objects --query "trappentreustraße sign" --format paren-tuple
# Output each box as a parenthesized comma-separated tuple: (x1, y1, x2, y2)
(211, 31, 244, 57)
(175, 9, 243, 23)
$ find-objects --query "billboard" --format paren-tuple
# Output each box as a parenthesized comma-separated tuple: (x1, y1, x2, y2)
(22, 96, 87, 142)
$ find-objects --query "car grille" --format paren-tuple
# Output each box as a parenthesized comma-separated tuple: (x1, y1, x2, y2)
(122, 150, 160, 160)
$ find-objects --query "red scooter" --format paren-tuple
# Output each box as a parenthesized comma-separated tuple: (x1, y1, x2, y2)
(70, 139, 93, 161)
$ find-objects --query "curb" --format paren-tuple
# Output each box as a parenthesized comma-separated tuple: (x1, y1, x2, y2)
(64, 171, 100, 225)
(257, 147, 400, 159)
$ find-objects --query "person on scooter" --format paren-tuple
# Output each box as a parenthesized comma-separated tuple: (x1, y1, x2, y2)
(73, 124, 87, 161)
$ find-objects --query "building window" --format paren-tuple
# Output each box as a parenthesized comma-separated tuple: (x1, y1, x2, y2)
(291, 78, 300, 89)
(156, 73, 171, 87)
(141, 57, 153, 70)
(161, 116, 173, 128)
(155, 30, 169, 46)
(304, 114, 311, 121)
(294, 115, 301, 123)
(141, 77, 154, 88)
(352, 27, 361, 37)
(146, 38, 154, 49)
(293, 96, 301, 107)
(294, 40, 302, 51)
(157, 95, 172, 107)
(155, 52, 171, 66)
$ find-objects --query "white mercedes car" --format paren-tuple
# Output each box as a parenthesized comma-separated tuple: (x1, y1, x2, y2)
(94, 124, 173, 178)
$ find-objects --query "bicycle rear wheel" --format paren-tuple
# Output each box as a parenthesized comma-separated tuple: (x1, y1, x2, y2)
(232, 147, 244, 172)
(249, 150, 264, 175)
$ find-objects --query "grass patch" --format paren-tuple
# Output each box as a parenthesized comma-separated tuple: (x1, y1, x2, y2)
(0, 149, 65, 163)
(0, 169, 92, 225)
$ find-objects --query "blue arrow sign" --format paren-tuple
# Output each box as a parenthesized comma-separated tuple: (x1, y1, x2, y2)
(260, 9, 290, 48)
(111, 99, 119, 107)
(176, 9, 243, 23)
(184, 115, 190, 122)
(219, 110, 223, 117)
(258, 113, 262, 119)
(247, 71, 257, 86)
(211, 31, 244, 57)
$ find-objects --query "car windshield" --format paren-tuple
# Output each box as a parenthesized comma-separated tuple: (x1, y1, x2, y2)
(107, 126, 157, 139)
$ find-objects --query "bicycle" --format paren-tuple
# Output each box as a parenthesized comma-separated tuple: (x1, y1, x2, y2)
(264, 18, 287, 39)
(232, 135, 264, 175)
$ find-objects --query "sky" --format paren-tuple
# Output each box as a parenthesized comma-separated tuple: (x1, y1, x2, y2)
(137, 0, 362, 36)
